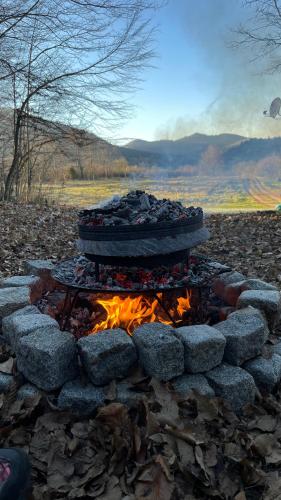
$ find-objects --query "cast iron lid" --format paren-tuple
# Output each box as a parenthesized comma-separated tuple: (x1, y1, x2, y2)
(78, 210, 204, 241)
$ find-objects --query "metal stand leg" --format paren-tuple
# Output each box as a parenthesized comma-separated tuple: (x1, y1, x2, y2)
(61, 289, 81, 330)
(153, 292, 178, 327)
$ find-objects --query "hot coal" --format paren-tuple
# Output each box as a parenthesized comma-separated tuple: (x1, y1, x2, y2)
(78, 190, 202, 227)
(52, 255, 219, 292)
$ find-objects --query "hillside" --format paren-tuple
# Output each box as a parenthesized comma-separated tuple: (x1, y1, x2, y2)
(124, 133, 246, 168)
(126, 133, 245, 154)
(1, 107, 281, 178)
(123, 133, 281, 177)
(223, 136, 281, 165)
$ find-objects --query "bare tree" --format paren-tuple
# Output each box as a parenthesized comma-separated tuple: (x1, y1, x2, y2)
(233, 0, 281, 71)
(0, 0, 162, 200)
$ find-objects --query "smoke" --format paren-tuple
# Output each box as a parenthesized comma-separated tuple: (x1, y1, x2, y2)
(155, 0, 281, 140)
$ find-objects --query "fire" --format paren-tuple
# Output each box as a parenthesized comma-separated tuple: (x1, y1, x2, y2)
(90, 292, 191, 336)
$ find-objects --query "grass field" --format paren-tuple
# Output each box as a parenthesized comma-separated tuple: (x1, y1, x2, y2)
(43, 175, 281, 212)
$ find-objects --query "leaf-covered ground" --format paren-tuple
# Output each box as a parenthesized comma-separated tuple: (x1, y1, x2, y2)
(1, 202, 281, 285)
(1, 202, 281, 499)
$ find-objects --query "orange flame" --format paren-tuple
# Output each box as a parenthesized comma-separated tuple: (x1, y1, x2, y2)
(90, 292, 191, 336)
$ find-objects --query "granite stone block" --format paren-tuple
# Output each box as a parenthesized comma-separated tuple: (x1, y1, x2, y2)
(78, 328, 137, 386)
(214, 307, 269, 366)
(16, 328, 78, 390)
(237, 290, 281, 329)
(0, 287, 30, 318)
(2, 313, 59, 350)
(58, 379, 105, 415)
(133, 322, 184, 381)
(175, 324, 225, 373)
(205, 363, 256, 413)
(244, 354, 281, 392)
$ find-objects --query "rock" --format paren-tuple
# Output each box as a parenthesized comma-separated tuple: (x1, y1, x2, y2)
(16, 328, 78, 391)
(0, 373, 14, 393)
(241, 279, 278, 291)
(78, 328, 137, 386)
(24, 259, 56, 291)
(133, 323, 184, 381)
(1, 305, 40, 334)
(6, 305, 40, 318)
(205, 364, 256, 413)
(171, 374, 215, 398)
(0, 287, 30, 319)
(2, 313, 59, 350)
(206, 261, 232, 273)
(237, 290, 281, 330)
(214, 307, 269, 366)
(175, 325, 225, 373)
(0, 277, 42, 305)
(243, 354, 281, 392)
(116, 382, 145, 407)
(24, 259, 54, 276)
(213, 271, 245, 299)
(17, 383, 41, 400)
(272, 341, 281, 357)
(224, 279, 278, 307)
(0, 275, 39, 288)
(58, 379, 105, 415)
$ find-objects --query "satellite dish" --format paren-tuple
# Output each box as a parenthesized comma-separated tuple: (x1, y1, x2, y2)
(264, 97, 281, 118)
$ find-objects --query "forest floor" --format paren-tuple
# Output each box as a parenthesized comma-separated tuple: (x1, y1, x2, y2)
(1, 202, 281, 499)
(1, 202, 281, 285)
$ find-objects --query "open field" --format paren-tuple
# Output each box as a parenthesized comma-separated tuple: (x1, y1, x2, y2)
(42, 175, 281, 211)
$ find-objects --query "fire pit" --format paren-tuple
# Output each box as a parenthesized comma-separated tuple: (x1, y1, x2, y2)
(50, 191, 211, 334)
(51, 254, 213, 335)
(0, 191, 281, 416)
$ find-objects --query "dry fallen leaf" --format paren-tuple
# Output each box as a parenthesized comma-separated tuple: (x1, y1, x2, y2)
(0, 358, 14, 374)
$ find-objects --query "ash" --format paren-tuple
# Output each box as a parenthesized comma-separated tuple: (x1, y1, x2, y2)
(79, 190, 202, 227)
(52, 254, 218, 292)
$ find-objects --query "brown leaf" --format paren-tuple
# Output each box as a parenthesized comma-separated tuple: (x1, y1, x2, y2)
(205, 443, 217, 467)
(150, 378, 179, 424)
(234, 493, 247, 500)
(176, 438, 195, 469)
(165, 424, 204, 446)
(0, 357, 14, 374)
(155, 454, 173, 481)
(96, 403, 129, 430)
(194, 392, 219, 422)
(95, 476, 122, 500)
(248, 415, 277, 432)
(240, 458, 266, 486)
(252, 433, 275, 457)
(135, 462, 174, 500)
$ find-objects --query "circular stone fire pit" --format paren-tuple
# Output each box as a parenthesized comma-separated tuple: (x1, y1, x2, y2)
(0, 258, 281, 415)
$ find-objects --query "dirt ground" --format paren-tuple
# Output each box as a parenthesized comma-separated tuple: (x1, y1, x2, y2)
(1, 203, 281, 500)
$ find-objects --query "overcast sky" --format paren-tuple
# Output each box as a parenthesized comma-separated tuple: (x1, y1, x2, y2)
(115, 0, 281, 143)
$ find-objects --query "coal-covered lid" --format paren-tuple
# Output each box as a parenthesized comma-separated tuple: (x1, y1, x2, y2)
(78, 190, 203, 229)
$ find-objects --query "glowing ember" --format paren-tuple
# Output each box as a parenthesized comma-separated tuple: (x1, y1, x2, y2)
(90, 292, 191, 336)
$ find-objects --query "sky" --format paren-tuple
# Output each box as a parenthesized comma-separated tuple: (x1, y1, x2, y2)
(114, 0, 281, 144)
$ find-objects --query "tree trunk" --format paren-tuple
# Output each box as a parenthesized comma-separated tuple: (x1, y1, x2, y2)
(4, 112, 22, 200)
